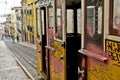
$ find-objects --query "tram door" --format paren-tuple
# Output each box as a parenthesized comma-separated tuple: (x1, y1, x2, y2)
(36, 7, 48, 79)
(66, 1, 81, 80)
(47, 0, 65, 80)
(36, 8, 42, 74)
(40, 7, 48, 77)
(45, 4, 55, 80)
(80, 0, 105, 80)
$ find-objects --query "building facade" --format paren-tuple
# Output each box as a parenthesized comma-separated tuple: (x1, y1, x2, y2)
(11, 7, 22, 42)
(21, 0, 37, 44)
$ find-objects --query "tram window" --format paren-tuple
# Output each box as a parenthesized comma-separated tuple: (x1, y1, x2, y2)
(67, 10, 74, 33)
(87, 6, 102, 35)
(48, 5, 54, 47)
(87, 0, 102, 39)
(36, 9, 40, 38)
(77, 9, 82, 34)
(48, 7, 53, 29)
(110, 0, 120, 36)
(67, 9, 82, 34)
(85, 0, 103, 51)
(55, 0, 62, 40)
(41, 10, 45, 35)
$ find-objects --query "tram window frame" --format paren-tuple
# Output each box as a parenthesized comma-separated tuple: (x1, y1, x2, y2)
(66, 9, 82, 34)
(55, 0, 63, 40)
(48, 5, 54, 47)
(48, 7, 54, 29)
(84, 0, 104, 50)
(109, 0, 120, 36)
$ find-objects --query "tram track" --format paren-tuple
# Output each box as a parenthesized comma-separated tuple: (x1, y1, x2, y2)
(11, 46, 37, 70)
(4, 40, 39, 80)
(5, 41, 37, 69)
(11, 43, 37, 68)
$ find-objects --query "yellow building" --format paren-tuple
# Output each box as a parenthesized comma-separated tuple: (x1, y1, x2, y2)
(11, 8, 17, 39)
(21, 0, 37, 44)
(0, 23, 5, 35)
(21, 0, 27, 42)
(11, 7, 22, 41)
(6, 14, 11, 37)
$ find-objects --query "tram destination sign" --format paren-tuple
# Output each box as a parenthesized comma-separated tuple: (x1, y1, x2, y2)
(36, 0, 52, 7)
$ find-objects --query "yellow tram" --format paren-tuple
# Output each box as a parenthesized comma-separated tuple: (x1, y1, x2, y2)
(35, 0, 120, 80)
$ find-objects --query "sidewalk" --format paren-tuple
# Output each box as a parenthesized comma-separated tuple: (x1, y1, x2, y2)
(0, 41, 30, 80)
(15, 41, 36, 50)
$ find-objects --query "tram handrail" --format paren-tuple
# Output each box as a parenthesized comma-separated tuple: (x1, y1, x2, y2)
(45, 46, 55, 51)
(78, 49, 107, 62)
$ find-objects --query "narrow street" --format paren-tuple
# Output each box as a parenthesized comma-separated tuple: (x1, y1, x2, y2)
(3, 38, 39, 80)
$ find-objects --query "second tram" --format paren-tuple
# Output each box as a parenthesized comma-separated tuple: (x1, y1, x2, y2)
(36, 0, 120, 80)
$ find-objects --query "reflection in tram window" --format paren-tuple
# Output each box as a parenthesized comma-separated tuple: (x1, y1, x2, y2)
(110, 0, 120, 36)
(87, 6, 102, 36)
(48, 5, 54, 47)
(98, 7, 102, 34)
(55, 0, 62, 40)
(86, 0, 104, 55)
(113, 0, 120, 29)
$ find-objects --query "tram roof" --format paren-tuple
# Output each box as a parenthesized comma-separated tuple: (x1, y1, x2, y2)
(56, 0, 81, 9)
(67, 0, 80, 6)
(35, 0, 81, 9)
(66, 0, 81, 9)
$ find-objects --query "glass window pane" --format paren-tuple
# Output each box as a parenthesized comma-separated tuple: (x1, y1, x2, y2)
(41, 10, 45, 35)
(55, 0, 62, 40)
(37, 9, 40, 37)
(49, 7, 53, 28)
(86, 0, 103, 53)
(77, 9, 82, 34)
(113, 0, 120, 32)
(48, 5, 54, 47)
(67, 10, 74, 33)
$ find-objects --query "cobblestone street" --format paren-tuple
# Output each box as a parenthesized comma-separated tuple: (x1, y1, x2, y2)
(0, 40, 29, 80)
(3, 38, 40, 80)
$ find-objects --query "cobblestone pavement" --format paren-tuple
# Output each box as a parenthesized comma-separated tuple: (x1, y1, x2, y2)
(0, 41, 29, 80)
(4, 39, 40, 80)
(16, 41, 36, 50)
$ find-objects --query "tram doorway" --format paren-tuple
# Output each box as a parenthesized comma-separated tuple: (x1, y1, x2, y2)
(41, 8, 48, 75)
(66, 2, 81, 80)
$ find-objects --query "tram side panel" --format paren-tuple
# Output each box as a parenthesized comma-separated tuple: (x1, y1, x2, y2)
(46, 27, 65, 80)
(80, 0, 120, 80)
(85, 40, 120, 80)
(36, 40, 43, 74)
(85, 1, 109, 80)
(36, 7, 43, 76)
(49, 40, 65, 80)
